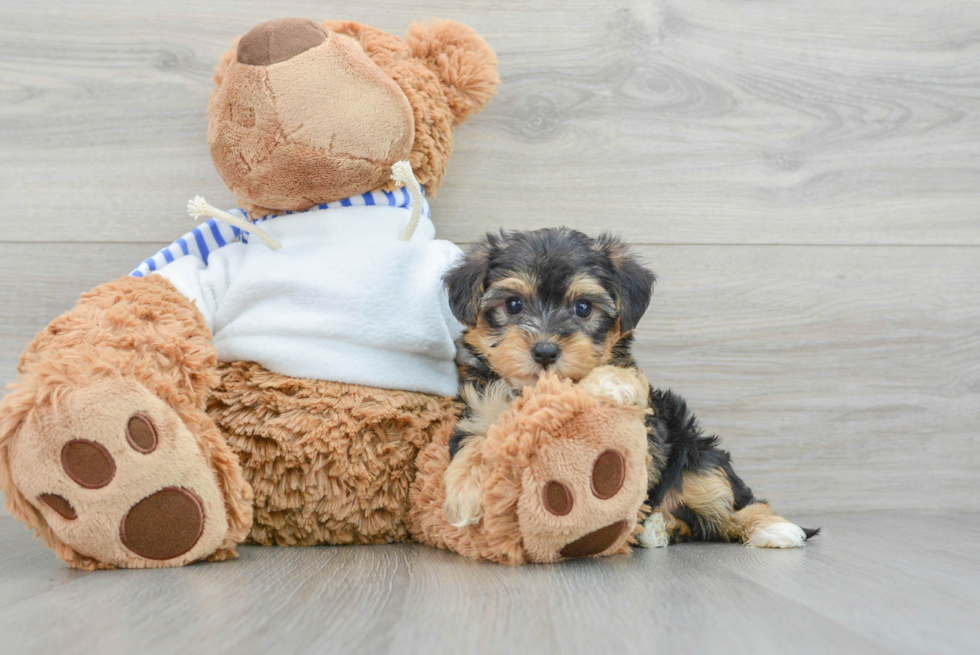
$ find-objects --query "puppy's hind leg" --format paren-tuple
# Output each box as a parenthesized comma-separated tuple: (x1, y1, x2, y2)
(636, 508, 694, 548)
(737, 503, 817, 549)
(672, 466, 816, 549)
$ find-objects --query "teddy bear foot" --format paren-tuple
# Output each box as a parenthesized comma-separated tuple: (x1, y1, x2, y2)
(5, 378, 245, 568)
(514, 371, 651, 562)
(410, 372, 651, 565)
(532, 366, 650, 558)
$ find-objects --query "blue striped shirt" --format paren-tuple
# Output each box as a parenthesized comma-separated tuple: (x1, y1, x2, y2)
(131, 187, 430, 278)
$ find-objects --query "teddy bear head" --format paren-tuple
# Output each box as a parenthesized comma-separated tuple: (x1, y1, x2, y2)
(208, 18, 499, 217)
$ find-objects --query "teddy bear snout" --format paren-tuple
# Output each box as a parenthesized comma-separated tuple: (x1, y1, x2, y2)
(237, 18, 326, 66)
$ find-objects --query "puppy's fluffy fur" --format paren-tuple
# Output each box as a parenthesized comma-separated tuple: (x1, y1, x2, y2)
(442, 228, 818, 547)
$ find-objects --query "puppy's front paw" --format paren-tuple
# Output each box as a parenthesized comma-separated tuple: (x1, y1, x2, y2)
(579, 366, 650, 409)
(748, 521, 807, 549)
(444, 478, 484, 528)
(443, 438, 490, 529)
(636, 512, 670, 548)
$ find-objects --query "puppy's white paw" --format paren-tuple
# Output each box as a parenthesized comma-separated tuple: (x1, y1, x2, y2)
(636, 512, 670, 548)
(443, 442, 490, 529)
(444, 483, 484, 528)
(748, 521, 806, 549)
(580, 366, 650, 409)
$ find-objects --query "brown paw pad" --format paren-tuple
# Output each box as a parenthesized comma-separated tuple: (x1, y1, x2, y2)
(591, 450, 625, 499)
(543, 481, 573, 516)
(560, 520, 629, 558)
(61, 439, 115, 489)
(125, 414, 158, 454)
(39, 493, 77, 520)
(120, 487, 205, 560)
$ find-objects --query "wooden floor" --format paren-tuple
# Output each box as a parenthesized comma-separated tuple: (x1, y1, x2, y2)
(0, 512, 977, 655)
(1, 0, 978, 515)
(1, 1, 979, 653)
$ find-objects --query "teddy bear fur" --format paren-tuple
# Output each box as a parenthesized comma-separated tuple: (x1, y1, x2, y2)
(0, 17, 654, 569)
(210, 361, 456, 546)
(410, 372, 652, 564)
(0, 18, 500, 569)
(0, 275, 254, 569)
(209, 19, 499, 217)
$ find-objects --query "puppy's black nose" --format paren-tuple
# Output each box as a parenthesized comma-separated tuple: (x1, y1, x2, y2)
(531, 342, 561, 367)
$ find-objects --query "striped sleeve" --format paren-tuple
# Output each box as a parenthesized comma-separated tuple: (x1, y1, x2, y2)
(130, 212, 246, 278)
(130, 189, 428, 277)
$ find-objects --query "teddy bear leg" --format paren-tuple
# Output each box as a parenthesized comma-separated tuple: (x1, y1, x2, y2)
(5, 375, 246, 569)
(409, 370, 651, 564)
(0, 276, 252, 569)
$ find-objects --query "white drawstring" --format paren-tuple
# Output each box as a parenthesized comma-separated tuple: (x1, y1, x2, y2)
(187, 196, 282, 250)
(390, 160, 423, 241)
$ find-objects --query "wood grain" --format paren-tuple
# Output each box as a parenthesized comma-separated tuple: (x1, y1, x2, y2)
(1, 243, 977, 514)
(0, 512, 977, 655)
(1, 3, 979, 650)
(1, 1, 979, 244)
(0, 1, 977, 511)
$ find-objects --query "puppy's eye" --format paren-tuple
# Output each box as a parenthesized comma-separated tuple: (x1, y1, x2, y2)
(505, 297, 524, 315)
(574, 299, 593, 318)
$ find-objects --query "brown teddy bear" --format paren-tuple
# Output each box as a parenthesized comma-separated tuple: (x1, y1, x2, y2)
(0, 17, 653, 568)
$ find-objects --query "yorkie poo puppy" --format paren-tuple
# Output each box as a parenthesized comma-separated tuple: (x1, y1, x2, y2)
(442, 228, 817, 548)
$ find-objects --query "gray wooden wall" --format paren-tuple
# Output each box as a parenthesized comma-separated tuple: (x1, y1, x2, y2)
(1, 0, 977, 515)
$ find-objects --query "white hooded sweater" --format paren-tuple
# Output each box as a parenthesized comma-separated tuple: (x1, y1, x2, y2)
(130, 189, 464, 397)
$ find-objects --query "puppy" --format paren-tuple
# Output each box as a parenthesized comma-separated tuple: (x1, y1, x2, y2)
(442, 228, 817, 549)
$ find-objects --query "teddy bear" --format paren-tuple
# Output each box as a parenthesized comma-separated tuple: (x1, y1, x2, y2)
(0, 17, 654, 569)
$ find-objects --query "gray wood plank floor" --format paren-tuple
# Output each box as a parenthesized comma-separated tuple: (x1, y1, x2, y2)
(3, 0, 980, 245)
(2, 0, 978, 514)
(1, 2, 979, 653)
(0, 512, 977, 655)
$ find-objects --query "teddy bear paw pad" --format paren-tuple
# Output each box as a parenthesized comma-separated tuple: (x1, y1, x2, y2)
(120, 487, 205, 560)
(559, 520, 629, 558)
(515, 405, 650, 562)
(39, 493, 78, 520)
(61, 439, 116, 488)
(8, 380, 230, 567)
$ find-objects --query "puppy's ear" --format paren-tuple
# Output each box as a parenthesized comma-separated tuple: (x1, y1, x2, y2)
(444, 233, 504, 326)
(594, 234, 656, 332)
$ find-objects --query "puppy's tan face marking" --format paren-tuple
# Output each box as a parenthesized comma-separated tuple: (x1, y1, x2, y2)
(563, 274, 611, 306)
(491, 274, 537, 297)
(445, 229, 656, 386)
(552, 329, 618, 381)
(464, 271, 624, 387)
(465, 323, 540, 388)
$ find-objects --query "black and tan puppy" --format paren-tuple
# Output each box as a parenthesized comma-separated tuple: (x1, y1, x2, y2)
(442, 228, 817, 548)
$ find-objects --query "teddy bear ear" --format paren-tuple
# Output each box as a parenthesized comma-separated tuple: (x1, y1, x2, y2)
(406, 20, 500, 125)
